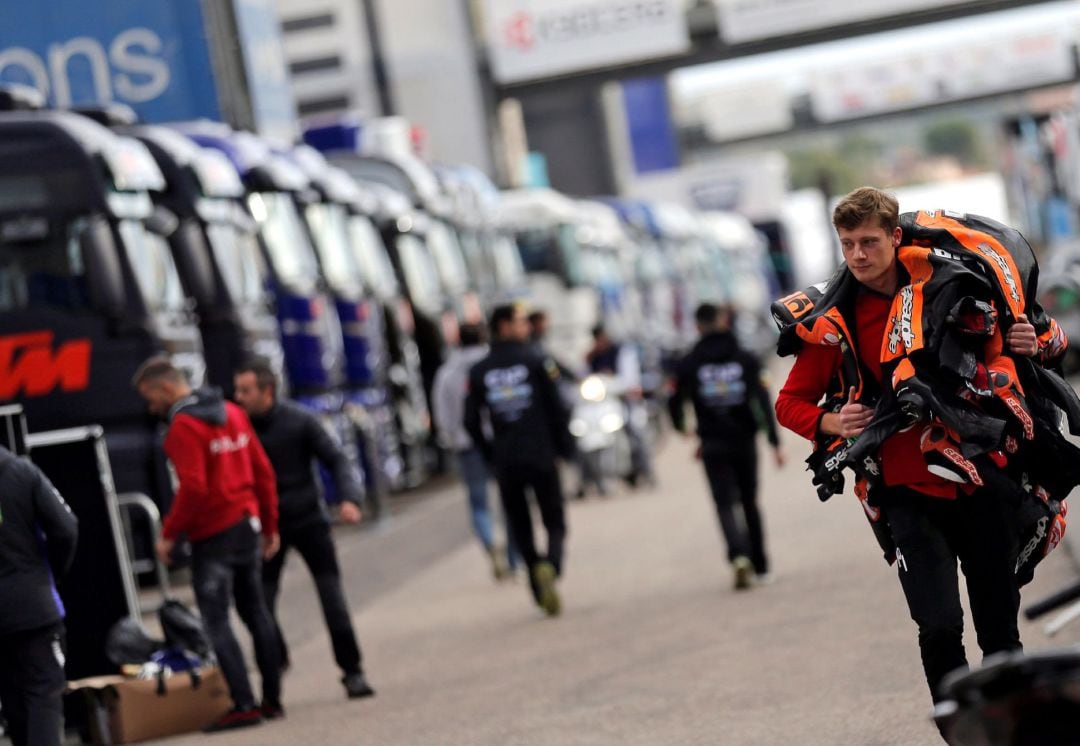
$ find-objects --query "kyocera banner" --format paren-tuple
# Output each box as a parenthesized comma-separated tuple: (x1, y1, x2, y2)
(0, 1, 221, 122)
(483, 0, 690, 85)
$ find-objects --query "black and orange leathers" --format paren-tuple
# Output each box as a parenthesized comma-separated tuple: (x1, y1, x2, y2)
(773, 212, 1075, 502)
(773, 211, 1074, 704)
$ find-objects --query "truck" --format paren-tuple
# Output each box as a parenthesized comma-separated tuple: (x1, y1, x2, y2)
(0, 105, 204, 504)
(176, 122, 368, 499)
(121, 123, 287, 396)
(288, 145, 423, 492)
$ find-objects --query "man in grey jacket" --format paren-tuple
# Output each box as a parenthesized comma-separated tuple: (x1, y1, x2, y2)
(432, 323, 518, 580)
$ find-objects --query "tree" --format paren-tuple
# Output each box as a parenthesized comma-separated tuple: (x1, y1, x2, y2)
(924, 119, 983, 166)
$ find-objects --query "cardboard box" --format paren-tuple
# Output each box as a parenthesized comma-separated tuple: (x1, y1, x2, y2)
(67, 666, 232, 744)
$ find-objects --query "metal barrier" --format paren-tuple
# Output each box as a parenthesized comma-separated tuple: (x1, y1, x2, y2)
(117, 492, 172, 614)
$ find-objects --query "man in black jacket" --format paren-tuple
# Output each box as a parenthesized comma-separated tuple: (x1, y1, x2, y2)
(233, 362, 375, 700)
(466, 303, 572, 616)
(670, 303, 785, 590)
(0, 445, 78, 746)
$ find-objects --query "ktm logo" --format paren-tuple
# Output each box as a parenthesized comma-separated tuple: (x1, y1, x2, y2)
(0, 331, 91, 398)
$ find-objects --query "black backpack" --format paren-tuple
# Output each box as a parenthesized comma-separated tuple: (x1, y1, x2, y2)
(158, 600, 213, 659)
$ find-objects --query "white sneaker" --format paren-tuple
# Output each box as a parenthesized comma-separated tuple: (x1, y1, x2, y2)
(755, 572, 775, 586)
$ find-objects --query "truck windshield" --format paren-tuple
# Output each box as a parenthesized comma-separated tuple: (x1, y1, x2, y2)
(0, 219, 87, 312)
(426, 220, 470, 296)
(348, 216, 399, 299)
(205, 218, 267, 306)
(117, 219, 186, 313)
(396, 233, 443, 315)
(515, 224, 585, 287)
(305, 202, 362, 294)
(248, 192, 321, 290)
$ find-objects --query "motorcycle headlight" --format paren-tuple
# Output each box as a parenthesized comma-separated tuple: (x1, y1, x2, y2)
(600, 412, 624, 434)
(581, 375, 606, 402)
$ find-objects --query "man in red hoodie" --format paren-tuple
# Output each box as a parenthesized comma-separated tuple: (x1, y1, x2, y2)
(134, 357, 282, 732)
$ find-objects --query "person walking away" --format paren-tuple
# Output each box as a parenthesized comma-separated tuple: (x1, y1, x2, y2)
(0, 445, 78, 746)
(773, 187, 1069, 720)
(432, 323, 520, 581)
(133, 357, 282, 731)
(233, 361, 376, 700)
(465, 304, 573, 616)
(669, 303, 784, 590)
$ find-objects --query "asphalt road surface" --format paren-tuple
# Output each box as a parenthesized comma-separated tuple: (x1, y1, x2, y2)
(150, 428, 1080, 746)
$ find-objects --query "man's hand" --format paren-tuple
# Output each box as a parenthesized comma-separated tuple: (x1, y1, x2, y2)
(773, 446, 786, 468)
(1006, 314, 1038, 357)
(262, 533, 281, 560)
(339, 501, 363, 525)
(822, 387, 874, 439)
(156, 537, 175, 566)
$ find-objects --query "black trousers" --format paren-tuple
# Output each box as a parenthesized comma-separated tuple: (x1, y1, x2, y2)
(0, 622, 65, 746)
(881, 484, 1021, 703)
(495, 463, 566, 579)
(701, 440, 768, 574)
(191, 519, 281, 710)
(262, 521, 363, 677)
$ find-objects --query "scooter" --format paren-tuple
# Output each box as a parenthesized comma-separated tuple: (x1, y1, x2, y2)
(568, 374, 633, 496)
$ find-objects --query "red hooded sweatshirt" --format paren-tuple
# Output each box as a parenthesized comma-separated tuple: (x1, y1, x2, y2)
(162, 388, 279, 542)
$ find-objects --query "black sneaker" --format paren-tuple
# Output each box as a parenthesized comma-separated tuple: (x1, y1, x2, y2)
(203, 707, 264, 732)
(343, 672, 376, 699)
(260, 700, 285, 720)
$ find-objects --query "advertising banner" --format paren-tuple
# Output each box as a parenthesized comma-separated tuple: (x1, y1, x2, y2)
(0, 1, 220, 121)
(715, 0, 986, 44)
(483, 0, 690, 84)
(809, 26, 1074, 122)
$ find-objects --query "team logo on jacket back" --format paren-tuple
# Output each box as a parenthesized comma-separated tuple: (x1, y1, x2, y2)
(697, 362, 746, 406)
(485, 364, 534, 421)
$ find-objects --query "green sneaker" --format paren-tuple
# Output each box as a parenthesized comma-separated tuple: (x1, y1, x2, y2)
(732, 556, 753, 591)
(532, 561, 561, 616)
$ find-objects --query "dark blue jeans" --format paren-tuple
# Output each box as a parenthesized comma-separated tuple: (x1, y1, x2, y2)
(191, 519, 281, 709)
(458, 447, 519, 569)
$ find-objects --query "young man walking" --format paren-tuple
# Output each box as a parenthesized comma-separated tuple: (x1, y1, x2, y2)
(669, 303, 784, 590)
(773, 187, 1070, 717)
(134, 357, 282, 731)
(465, 304, 572, 616)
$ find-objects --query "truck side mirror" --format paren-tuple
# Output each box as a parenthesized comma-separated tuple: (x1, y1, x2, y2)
(80, 217, 125, 316)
